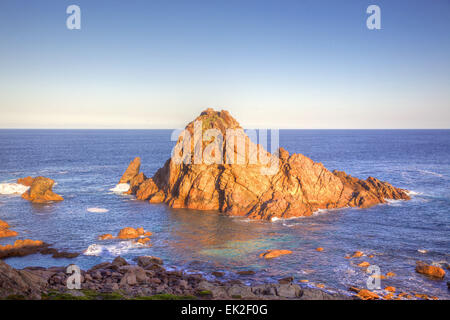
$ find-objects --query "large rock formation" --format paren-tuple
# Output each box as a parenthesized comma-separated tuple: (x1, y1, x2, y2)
(21, 176, 63, 203)
(121, 109, 410, 221)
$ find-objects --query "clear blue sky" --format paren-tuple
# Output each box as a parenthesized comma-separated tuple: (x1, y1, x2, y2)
(0, 0, 449, 128)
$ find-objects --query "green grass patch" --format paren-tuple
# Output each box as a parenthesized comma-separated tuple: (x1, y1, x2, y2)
(198, 290, 213, 297)
(133, 293, 197, 300)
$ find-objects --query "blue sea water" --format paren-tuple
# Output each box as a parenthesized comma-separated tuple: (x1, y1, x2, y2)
(0, 129, 448, 299)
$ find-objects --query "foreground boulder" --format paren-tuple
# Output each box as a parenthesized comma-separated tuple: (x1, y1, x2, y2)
(120, 109, 410, 220)
(0, 258, 351, 300)
(21, 177, 63, 203)
(0, 260, 47, 299)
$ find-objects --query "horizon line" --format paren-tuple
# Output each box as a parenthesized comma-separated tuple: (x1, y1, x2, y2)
(0, 128, 449, 130)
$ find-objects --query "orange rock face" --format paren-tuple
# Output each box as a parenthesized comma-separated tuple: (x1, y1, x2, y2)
(21, 177, 63, 203)
(0, 239, 44, 251)
(259, 249, 292, 259)
(0, 239, 46, 259)
(99, 228, 151, 240)
(98, 234, 114, 240)
(116, 227, 151, 240)
(415, 263, 446, 279)
(357, 261, 370, 268)
(123, 109, 410, 220)
(0, 220, 10, 229)
(119, 157, 141, 184)
(17, 176, 34, 186)
(351, 251, 364, 258)
(385, 286, 396, 293)
(117, 227, 140, 239)
(0, 228, 18, 238)
(126, 172, 146, 195)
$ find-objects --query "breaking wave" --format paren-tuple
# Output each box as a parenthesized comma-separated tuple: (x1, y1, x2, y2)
(83, 241, 143, 257)
(0, 183, 29, 195)
(109, 183, 130, 193)
(87, 207, 109, 213)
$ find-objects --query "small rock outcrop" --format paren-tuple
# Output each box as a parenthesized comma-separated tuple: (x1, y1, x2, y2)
(415, 262, 446, 279)
(21, 177, 63, 203)
(0, 239, 78, 259)
(119, 157, 141, 184)
(0, 219, 18, 238)
(120, 109, 410, 221)
(0, 239, 47, 259)
(259, 250, 293, 259)
(98, 227, 152, 241)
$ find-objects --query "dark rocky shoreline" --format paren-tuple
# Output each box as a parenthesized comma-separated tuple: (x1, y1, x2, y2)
(0, 256, 350, 300)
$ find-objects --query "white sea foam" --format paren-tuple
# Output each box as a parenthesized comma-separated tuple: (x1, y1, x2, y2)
(109, 183, 130, 193)
(406, 190, 422, 196)
(385, 199, 405, 207)
(87, 207, 109, 213)
(83, 241, 143, 257)
(0, 183, 30, 195)
(418, 169, 444, 178)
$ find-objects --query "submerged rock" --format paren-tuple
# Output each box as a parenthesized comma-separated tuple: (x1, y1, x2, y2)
(21, 177, 63, 203)
(350, 251, 364, 258)
(122, 109, 410, 221)
(259, 249, 292, 259)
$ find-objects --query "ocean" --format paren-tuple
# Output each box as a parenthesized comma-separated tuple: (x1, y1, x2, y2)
(0, 129, 448, 298)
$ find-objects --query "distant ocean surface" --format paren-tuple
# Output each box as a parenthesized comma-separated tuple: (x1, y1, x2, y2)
(0, 129, 449, 299)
